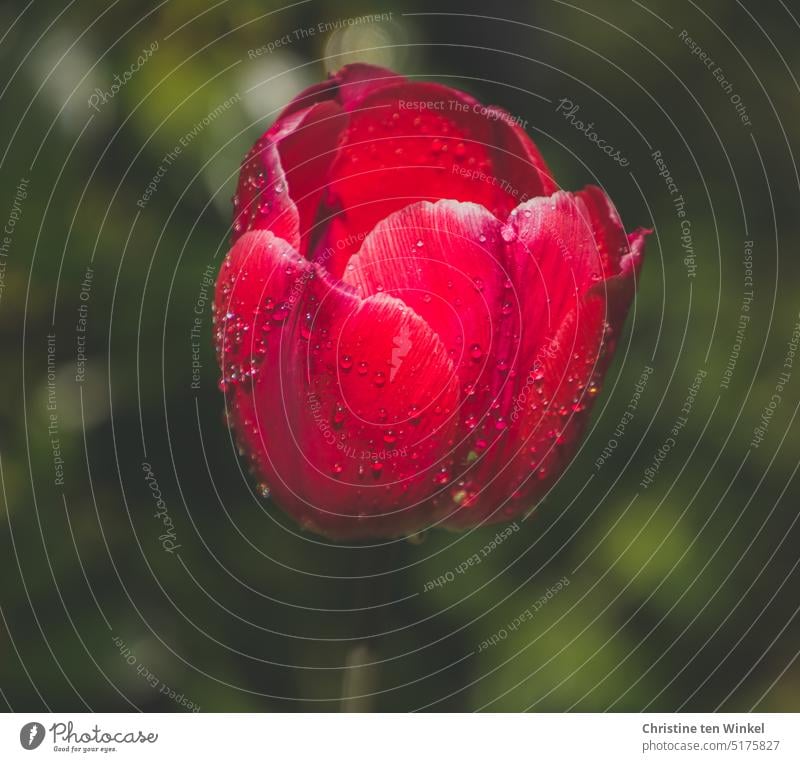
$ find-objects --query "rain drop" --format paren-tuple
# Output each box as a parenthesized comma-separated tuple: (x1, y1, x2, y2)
(500, 225, 516, 243)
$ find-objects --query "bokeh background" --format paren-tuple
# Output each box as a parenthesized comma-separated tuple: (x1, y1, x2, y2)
(1, 0, 799, 711)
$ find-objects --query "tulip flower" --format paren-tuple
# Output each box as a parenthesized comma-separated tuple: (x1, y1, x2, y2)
(214, 64, 648, 539)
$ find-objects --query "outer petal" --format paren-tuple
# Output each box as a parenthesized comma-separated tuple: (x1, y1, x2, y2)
(232, 127, 299, 248)
(232, 101, 346, 254)
(214, 230, 461, 539)
(443, 190, 647, 528)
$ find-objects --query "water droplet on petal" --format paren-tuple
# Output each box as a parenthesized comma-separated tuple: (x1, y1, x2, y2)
(272, 302, 289, 322)
(501, 225, 516, 243)
(332, 403, 346, 426)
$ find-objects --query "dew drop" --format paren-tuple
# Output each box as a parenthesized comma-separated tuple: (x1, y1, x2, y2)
(300, 312, 312, 340)
(332, 403, 346, 426)
(271, 303, 289, 322)
(501, 225, 516, 243)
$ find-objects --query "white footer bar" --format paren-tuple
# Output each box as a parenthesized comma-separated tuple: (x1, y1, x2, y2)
(1, 713, 797, 760)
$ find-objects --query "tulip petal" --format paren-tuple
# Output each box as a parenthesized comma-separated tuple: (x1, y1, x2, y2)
(312, 81, 556, 276)
(342, 199, 502, 362)
(232, 101, 347, 255)
(215, 230, 461, 539)
(445, 189, 648, 527)
(232, 129, 300, 248)
(342, 199, 512, 476)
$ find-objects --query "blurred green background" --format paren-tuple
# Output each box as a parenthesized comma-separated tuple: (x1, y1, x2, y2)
(1, 0, 799, 711)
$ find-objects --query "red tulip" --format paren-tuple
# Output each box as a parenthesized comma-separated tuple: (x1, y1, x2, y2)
(214, 64, 648, 540)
